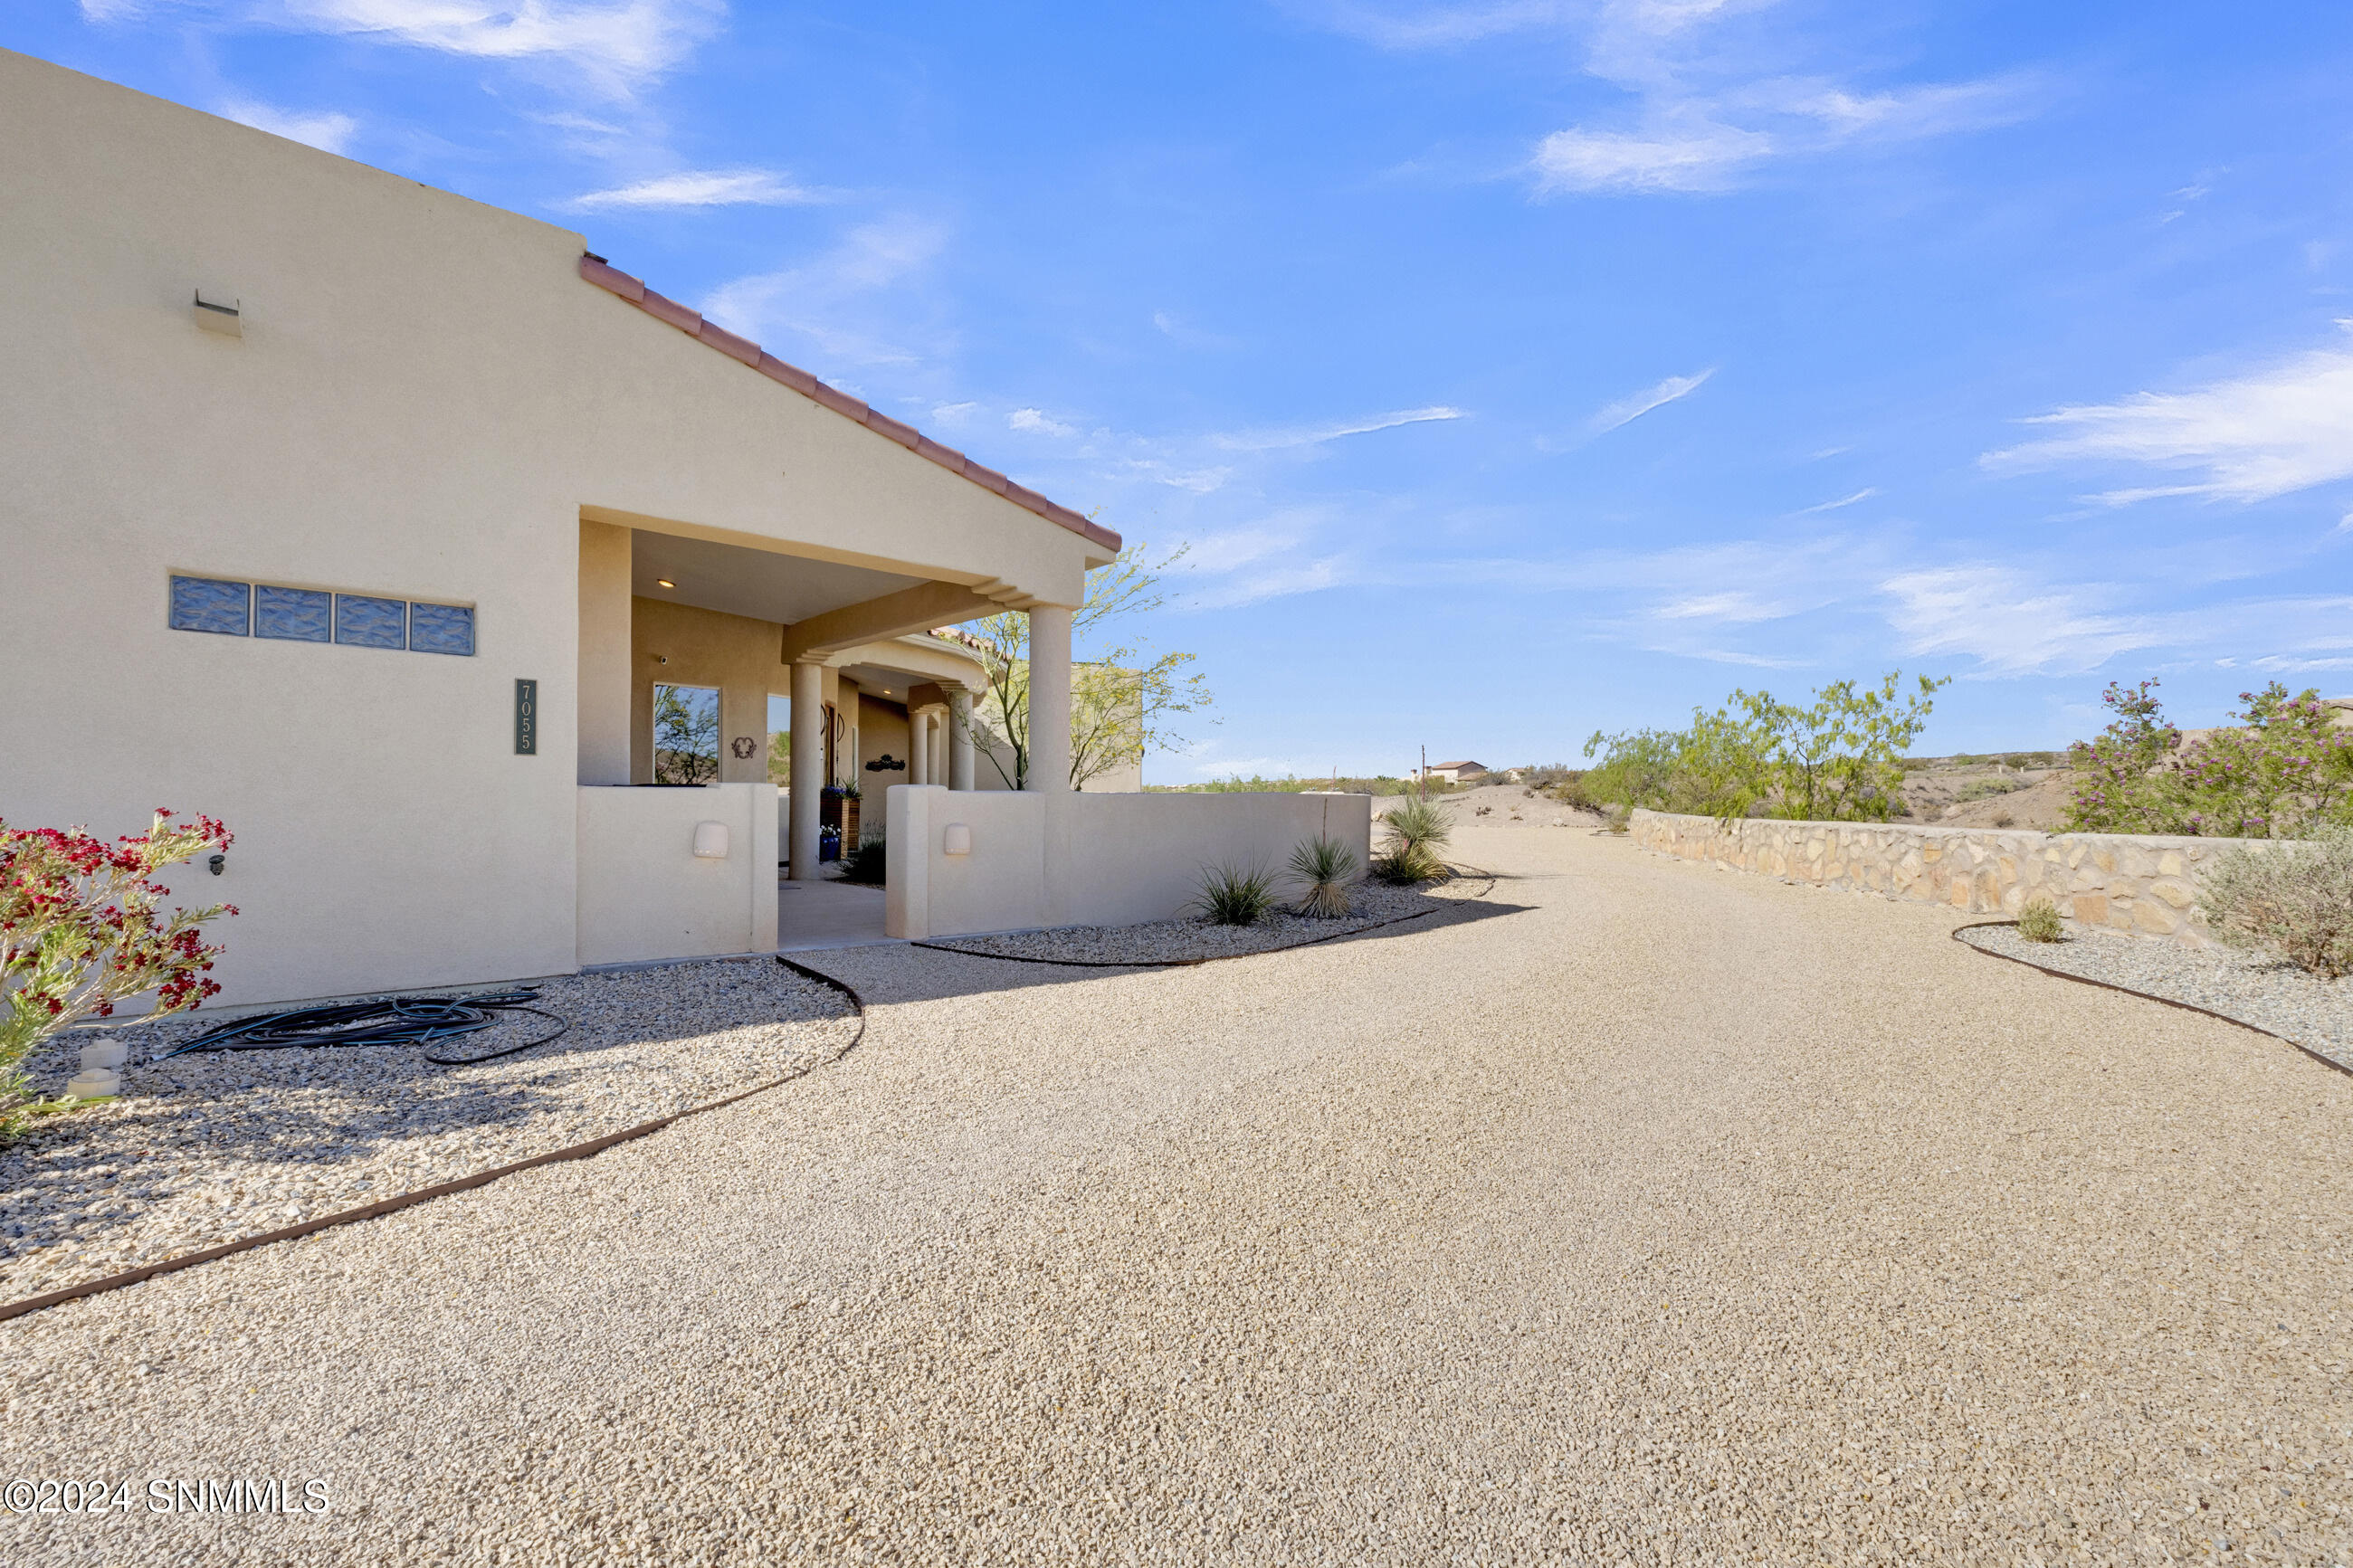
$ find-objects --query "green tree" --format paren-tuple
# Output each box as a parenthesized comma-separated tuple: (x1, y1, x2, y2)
(1583, 671, 1947, 823)
(941, 542, 1215, 789)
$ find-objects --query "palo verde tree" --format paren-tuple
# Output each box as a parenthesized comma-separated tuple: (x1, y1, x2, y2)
(939, 542, 1215, 789)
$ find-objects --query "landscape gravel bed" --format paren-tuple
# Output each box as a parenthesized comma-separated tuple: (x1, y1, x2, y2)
(1959, 920, 2352, 1073)
(0, 959, 859, 1304)
(915, 879, 1472, 965)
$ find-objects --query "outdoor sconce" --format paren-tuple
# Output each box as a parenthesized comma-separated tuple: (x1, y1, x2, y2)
(207, 853, 225, 876)
(692, 821, 730, 859)
(942, 823, 972, 856)
(194, 289, 242, 337)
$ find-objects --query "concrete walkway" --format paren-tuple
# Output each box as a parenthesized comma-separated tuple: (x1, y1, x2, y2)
(5, 827, 2348, 1563)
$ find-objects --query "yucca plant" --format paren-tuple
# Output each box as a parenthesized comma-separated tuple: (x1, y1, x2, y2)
(1288, 834, 1359, 918)
(1369, 843, 1446, 885)
(1380, 795, 1453, 857)
(1190, 862, 1277, 926)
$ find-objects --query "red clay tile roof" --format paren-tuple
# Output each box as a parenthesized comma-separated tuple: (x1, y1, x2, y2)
(578, 255, 1120, 553)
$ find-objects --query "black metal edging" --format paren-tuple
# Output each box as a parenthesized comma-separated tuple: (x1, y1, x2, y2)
(1949, 920, 2353, 1082)
(908, 865, 1501, 971)
(0, 955, 871, 1325)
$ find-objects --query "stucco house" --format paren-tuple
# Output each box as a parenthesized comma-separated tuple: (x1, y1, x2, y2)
(0, 50, 1362, 1005)
(1424, 761, 1489, 784)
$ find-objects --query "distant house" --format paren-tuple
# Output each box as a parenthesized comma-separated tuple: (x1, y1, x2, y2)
(1423, 760, 1488, 784)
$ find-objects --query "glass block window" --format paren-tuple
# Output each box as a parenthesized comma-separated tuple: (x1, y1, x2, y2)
(169, 576, 250, 636)
(334, 594, 407, 650)
(407, 602, 475, 657)
(253, 584, 332, 642)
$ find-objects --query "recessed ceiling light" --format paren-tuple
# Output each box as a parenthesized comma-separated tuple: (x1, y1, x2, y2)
(654, 578, 676, 588)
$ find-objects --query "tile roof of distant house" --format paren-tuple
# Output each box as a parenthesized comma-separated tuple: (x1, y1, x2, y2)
(577, 254, 1120, 554)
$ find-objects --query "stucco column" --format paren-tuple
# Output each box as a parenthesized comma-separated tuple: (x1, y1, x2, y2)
(1026, 603, 1072, 793)
(576, 520, 632, 785)
(924, 705, 949, 788)
(908, 708, 930, 786)
(788, 658, 824, 881)
(948, 689, 976, 791)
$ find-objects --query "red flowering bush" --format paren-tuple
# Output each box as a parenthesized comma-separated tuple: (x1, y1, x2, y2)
(2, 810, 236, 1134)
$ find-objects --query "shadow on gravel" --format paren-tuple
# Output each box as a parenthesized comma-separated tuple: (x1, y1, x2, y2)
(798, 894, 1531, 1006)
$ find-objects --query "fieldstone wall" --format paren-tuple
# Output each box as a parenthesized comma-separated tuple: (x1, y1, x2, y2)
(1627, 809, 2262, 945)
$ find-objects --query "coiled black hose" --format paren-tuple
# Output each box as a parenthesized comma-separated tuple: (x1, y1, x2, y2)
(157, 990, 567, 1067)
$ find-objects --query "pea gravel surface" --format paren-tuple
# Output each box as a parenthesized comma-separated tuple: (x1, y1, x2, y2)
(5, 829, 2349, 1565)
(918, 880, 1472, 965)
(1960, 919, 2353, 1075)
(1, 959, 858, 1306)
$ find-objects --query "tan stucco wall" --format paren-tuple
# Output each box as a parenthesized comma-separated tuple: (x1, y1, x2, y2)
(886, 789, 1375, 939)
(577, 784, 777, 965)
(0, 50, 1096, 1003)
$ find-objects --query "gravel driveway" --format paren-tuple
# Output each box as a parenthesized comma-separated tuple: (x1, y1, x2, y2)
(4, 827, 2348, 1563)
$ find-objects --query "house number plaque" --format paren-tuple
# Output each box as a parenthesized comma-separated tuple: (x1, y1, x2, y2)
(514, 678, 538, 755)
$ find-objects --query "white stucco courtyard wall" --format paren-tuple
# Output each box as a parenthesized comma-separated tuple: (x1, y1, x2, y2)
(886, 789, 1376, 940)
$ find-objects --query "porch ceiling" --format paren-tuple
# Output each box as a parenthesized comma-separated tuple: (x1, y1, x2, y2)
(632, 531, 924, 625)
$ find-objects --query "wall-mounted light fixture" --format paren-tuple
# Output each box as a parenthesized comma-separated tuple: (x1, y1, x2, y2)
(654, 578, 676, 589)
(942, 823, 972, 856)
(194, 289, 242, 337)
(692, 821, 730, 859)
(207, 853, 225, 876)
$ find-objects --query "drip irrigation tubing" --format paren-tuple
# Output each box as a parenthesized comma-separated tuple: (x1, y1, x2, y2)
(0, 955, 870, 1325)
(910, 865, 1500, 970)
(1949, 920, 2352, 1081)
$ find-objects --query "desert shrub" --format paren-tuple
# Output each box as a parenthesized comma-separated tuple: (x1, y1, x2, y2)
(1191, 862, 1277, 926)
(3, 811, 235, 1137)
(1581, 672, 1947, 823)
(2016, 898, 2064, 943)
(1953, 777, 2024, 803)
(1370, 844, 1446, 884)
(2198, 828, 2353, 978)
(1288, 835, 1359, 919)
(2065, 679, 2353, 837)
(834, 832, 886, 885)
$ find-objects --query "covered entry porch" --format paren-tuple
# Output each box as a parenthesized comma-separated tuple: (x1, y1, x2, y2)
(573, 513, 1091, 967)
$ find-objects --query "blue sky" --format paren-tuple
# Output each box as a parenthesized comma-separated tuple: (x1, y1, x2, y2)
(15, 1, 2353, 776)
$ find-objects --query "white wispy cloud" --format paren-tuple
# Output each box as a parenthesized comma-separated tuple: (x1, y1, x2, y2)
(216, 97, 359, 154)
(1983, 330, 2353, 504)
(1878, 565, 2163, 675)
(1532, 124, 1771, 194)
(567, 168, 826, 211)
(1587, 368, 1713, 434)
(1008, 408, 1077, 438)
(1211, 405, 1464, 452)
(1794, 488, 1876, 514)
(700, 216, 951, 368)
(85, 0, 722, 96)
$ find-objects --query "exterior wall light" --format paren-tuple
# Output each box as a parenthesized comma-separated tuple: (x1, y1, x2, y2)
(194, 289, 242, 337)
(692, 821, 730, 859)
(942, 822, 972, 856)
(208, 853, 225, 876)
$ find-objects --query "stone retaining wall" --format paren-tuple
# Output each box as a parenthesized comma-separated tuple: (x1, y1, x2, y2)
(1627, 809, 2262, 945)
